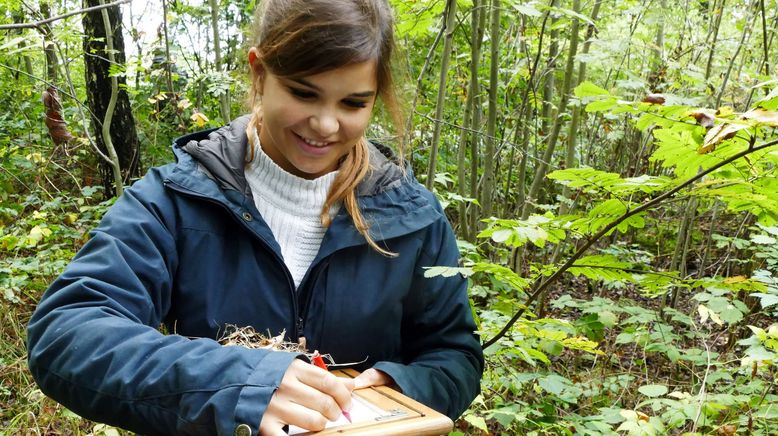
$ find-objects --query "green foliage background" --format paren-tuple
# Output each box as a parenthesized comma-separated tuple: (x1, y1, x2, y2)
(1, 0, 777, 435)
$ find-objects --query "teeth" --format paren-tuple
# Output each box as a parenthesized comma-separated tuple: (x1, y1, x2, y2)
(300, 135, 329, 147)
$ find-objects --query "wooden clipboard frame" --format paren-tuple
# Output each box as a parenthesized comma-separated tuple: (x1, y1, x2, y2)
(290, 368, 454, 435)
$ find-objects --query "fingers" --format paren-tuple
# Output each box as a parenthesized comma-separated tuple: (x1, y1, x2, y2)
(353, 368, 393, 389)
(257, 418, 289, 436)
(293, 361, 354, 413)
(265, 397, 331, 431)
(261, 359, 355, 432)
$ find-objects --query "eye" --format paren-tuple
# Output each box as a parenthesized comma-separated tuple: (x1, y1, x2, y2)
(289, 88, 316, 99)
(343, 99, 368, 109)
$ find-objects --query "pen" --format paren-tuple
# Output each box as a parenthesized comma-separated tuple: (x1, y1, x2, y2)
(311, 350, 352, 423)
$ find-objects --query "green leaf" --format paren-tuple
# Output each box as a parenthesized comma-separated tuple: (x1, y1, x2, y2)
(544, 5, 595, 25)
(423, 266, 474, 278)
(511, 2, 542, 17)
(752, 234, 777, 245)
(574, 81, 611, 97)
(463, 414, 488, 432)
(598, 311, 618, 327)
(638, 384, 668, 397)
(752, 293, 778, 308)
(539, 374, 570, 395)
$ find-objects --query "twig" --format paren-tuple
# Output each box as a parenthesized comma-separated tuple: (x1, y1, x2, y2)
(99, 0, 124, 197)
(0, 0, 132, 31)
(691, 331, 713, 432)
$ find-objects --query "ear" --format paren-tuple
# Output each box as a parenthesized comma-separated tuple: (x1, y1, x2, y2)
(247, 48, 265, 92)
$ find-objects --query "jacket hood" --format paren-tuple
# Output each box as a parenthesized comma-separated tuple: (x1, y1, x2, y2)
(170, 115, 444, 250)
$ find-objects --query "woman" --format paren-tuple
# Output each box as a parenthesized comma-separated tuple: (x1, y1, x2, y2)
(27, 0, 483, 435)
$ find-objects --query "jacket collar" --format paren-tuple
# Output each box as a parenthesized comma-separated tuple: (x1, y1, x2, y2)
(169, 115, 443, 254)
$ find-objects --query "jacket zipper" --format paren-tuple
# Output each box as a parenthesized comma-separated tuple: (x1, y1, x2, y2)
(162, 180, 303, 339)
(295, 259, 330, 345)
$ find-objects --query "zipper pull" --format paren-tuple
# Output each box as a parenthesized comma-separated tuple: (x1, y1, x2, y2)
(297, 317, 306, 349)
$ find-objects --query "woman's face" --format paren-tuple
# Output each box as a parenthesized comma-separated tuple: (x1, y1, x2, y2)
(250, 50, 378, 179)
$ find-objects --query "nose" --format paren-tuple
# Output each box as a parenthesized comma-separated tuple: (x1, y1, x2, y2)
(309, 109, 339, 138)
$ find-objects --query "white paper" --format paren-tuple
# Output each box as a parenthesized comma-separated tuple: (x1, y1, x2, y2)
(287, 393, 390, 435)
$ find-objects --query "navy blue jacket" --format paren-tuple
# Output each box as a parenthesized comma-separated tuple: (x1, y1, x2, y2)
(27, 116, 483, 435)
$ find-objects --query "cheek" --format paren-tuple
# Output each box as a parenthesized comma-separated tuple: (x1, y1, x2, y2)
(343, 112, 373, 139)
(265, 103, 305, 131)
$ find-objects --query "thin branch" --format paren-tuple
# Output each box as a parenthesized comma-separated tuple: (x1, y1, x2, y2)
(0, 0, 132, 31)
(482, 136, 778, 349)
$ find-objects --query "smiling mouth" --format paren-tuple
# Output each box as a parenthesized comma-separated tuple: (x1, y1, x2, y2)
(296, 133, 332, 148)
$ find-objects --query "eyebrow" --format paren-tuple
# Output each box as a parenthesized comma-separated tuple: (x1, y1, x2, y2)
(290, 77, 376, 98)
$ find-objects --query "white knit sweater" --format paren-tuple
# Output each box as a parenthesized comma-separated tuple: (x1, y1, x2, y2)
(244, 130, 339, 288)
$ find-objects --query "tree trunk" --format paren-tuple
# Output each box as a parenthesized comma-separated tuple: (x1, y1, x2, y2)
(715, 0, 756, 108)
(426, 0, 458, 190)
(457, 0, 482, 241)
(521, 0, 580, 219)
(83, 0, 141, 194)
(209, 0, 231, 123)
(559, 0, 601, 216)
(468, 3, 488, 234)
(39, 1, 59, 83)
(480, 0, 500, 218)
(539, 0, 559, 138)
(647, 0, 667, 91)
(704, 0, 726, 84)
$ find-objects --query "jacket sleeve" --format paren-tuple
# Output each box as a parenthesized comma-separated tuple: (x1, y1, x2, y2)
(373, 192, 484, 420)
(26, 167, 299, 436)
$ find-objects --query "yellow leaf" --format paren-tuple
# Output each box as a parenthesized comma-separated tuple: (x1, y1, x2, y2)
(724, 275, 748, 284)
(64, 213, 79, 225)
(26, 225, 52, 246)
(32, 210, 48, 219)
(26, 152, 46, 163)
(191, 112, 209, 128)
(716, 106, 735, 117)
(178, 99, 192, 110)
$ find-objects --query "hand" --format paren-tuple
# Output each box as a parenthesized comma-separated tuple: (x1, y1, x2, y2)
(259, 359, 354, 436)
(353, 368, 397, 390)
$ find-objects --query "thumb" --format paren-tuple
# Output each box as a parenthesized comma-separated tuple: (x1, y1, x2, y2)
(353, 368, 393, 389)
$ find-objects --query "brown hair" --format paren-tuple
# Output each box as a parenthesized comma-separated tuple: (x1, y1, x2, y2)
(247, 0, 404, 256)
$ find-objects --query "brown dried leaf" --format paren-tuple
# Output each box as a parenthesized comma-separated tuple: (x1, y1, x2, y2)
(41, 86, 74, 146)
(700, 107, 778, 153)
(690, 110, 716, 129)
(701, 122, 744, 153)
(717, 425, 737, 436)
(642, 94, 666, 105)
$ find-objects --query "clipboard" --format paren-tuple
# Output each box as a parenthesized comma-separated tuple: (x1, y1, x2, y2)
(287, 368, 454, 436)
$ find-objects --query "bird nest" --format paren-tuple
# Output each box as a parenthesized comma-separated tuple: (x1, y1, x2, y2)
(219, 324, 307, 353)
